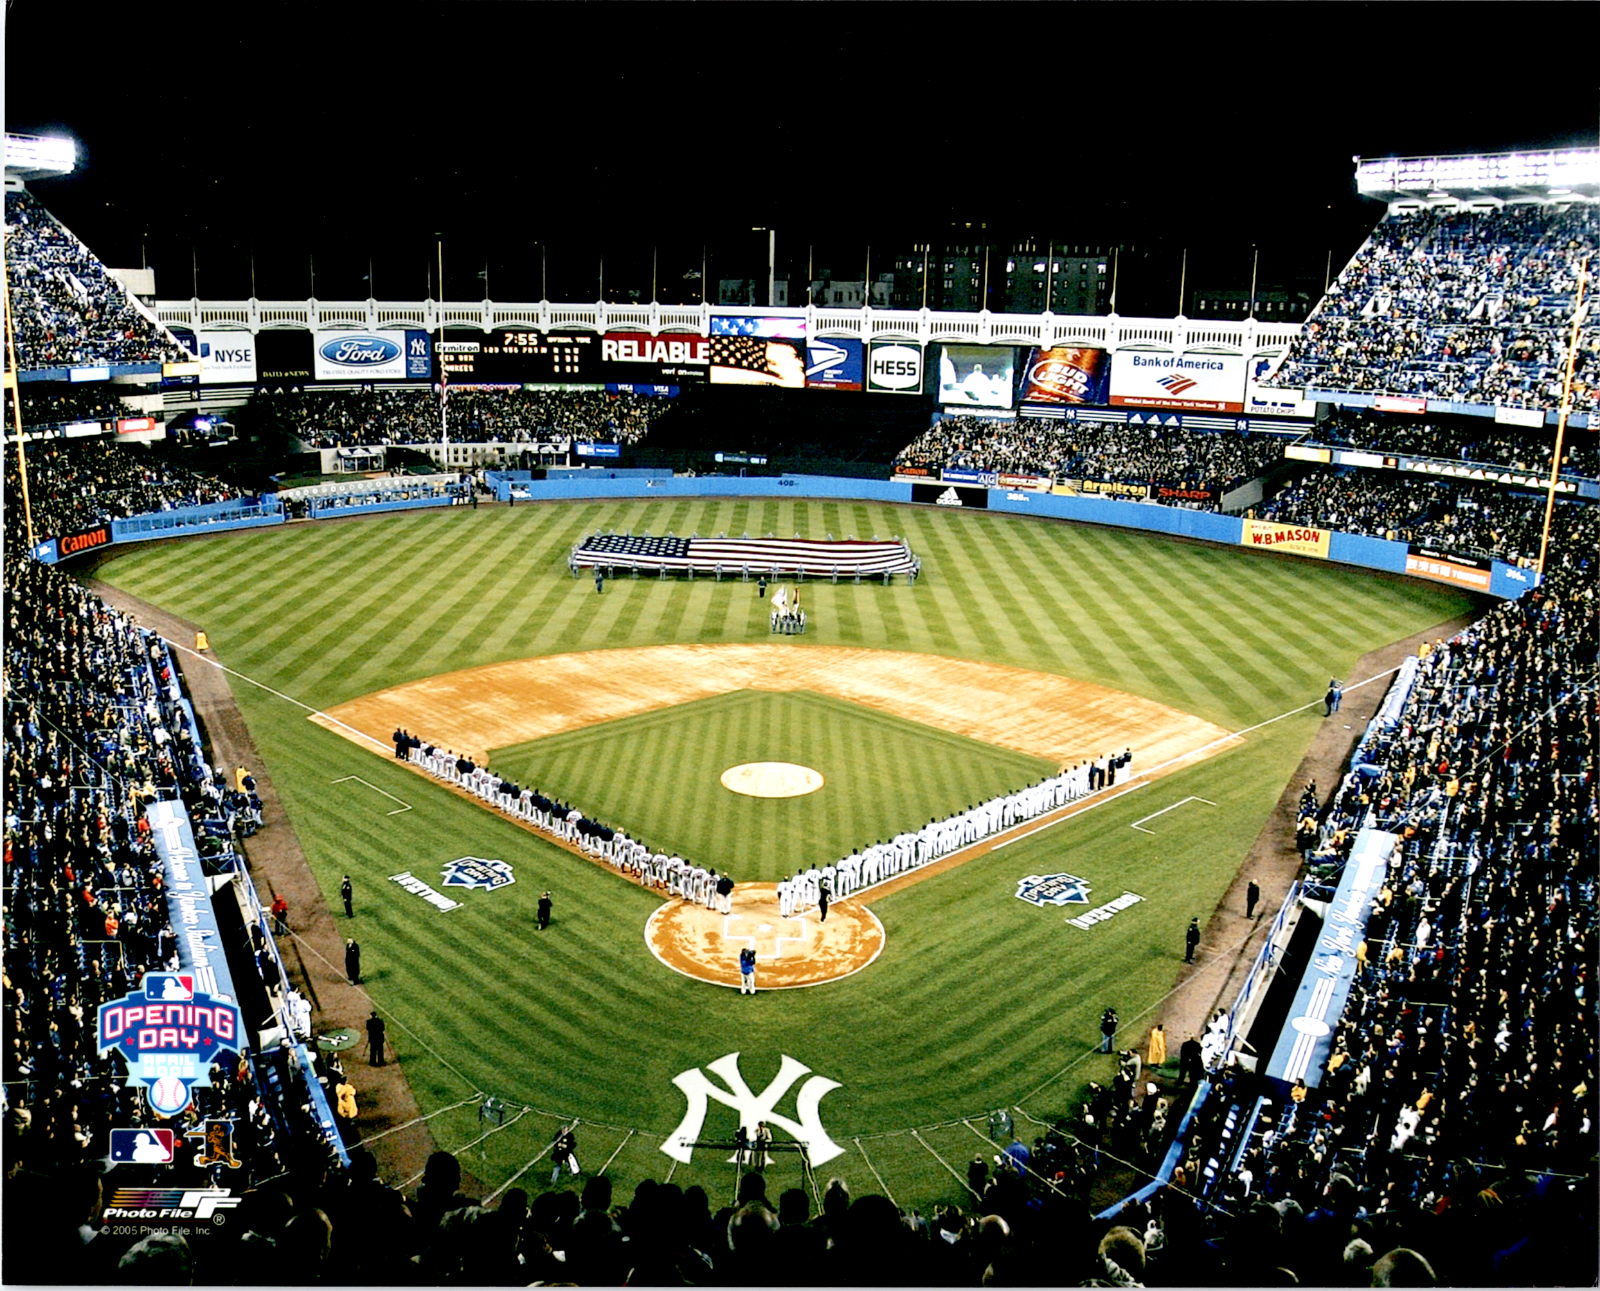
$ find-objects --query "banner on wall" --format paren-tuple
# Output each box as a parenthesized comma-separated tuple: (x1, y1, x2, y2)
(804, 338, 864, 390)
(1110, 352, 1246, 413)
(601, 333, 709, 384)
(1246, 353, 1315, 418)
(912, 482, 988, 508)
(1405, 545, 1492, 591)
(867, 342, 924, 394)
(312, 330, 431, 381)
(710, 315, 807, 339)
(1019, 346, 1108, 405)
(255, 330, 315, 383)
(1239, 519, 1330, 559)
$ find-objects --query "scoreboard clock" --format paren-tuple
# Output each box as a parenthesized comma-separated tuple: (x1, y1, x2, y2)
(436, 331, 601, 383)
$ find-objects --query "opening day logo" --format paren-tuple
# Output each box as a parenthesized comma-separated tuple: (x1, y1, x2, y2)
(441, 856, 516, 891)
(97, 973, 243, 1118)
(1015, 873, 1092, 906)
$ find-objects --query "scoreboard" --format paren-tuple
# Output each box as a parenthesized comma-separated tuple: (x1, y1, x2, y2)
(437, 331, 602, 383)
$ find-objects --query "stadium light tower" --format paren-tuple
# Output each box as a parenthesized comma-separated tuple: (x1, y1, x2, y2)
(3, 133, 76, 181)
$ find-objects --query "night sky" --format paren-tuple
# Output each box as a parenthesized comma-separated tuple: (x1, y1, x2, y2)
(6, 5, 1596, 313)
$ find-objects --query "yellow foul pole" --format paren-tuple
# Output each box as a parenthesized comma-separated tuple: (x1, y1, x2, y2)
(1536, 254, 1589, 578)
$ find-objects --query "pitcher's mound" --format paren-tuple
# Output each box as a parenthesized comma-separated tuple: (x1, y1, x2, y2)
(720, 762, 825, 798)
(645, 883, 883, 989)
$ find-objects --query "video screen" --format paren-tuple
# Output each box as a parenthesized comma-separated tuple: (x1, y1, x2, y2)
(938, 345, 1014, 408)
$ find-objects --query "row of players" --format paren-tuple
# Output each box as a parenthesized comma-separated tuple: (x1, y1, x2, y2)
(399, 732, 1133, 915)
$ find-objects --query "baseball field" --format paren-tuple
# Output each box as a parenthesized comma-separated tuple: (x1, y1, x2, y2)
(94, 496, 1476, 1210)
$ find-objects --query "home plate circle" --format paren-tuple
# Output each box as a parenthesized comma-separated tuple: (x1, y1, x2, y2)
(720, 761, 824, 798)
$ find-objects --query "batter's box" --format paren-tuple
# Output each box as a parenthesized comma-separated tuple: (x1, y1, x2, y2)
(1130, 796, 1215, 835)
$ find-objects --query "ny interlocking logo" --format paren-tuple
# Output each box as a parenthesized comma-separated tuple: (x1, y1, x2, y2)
(662, 1052, 843, 1166)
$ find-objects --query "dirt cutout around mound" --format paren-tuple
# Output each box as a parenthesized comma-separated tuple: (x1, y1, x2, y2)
(316, 645, 1236, 986)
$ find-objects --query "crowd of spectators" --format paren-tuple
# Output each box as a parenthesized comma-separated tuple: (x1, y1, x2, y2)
(895, 415, 1287, 498)
(1268, 202, 1599, 413)
(248, 387, 661, 450)
(1163, 522, 1599, 1287)
(2, 437, 247, 544)
(1309, 407, 1600, 478)
(3, 385, 126, 433)
(3, 554, 348, 1279)
(1257, 465, 1597, 564)
(3, 191, 189, 372)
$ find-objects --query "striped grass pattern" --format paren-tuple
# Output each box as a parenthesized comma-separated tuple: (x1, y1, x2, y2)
(97, 500, 1476, 1207)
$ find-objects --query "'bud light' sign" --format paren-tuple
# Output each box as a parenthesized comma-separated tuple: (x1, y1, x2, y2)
(98, 973, 244, 1117)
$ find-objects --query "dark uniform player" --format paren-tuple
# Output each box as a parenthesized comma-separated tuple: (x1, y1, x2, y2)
(538, 891, 553, 931)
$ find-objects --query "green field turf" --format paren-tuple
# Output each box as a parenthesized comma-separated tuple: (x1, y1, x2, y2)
(95, 498, 1478, 1212)
(491, 689, 1056, 880)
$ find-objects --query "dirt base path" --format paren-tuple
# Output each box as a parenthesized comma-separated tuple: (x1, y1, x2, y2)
(317, 644, 1233, 773)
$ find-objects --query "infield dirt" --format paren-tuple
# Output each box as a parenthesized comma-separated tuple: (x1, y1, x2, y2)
(315, 643, 1234, 772)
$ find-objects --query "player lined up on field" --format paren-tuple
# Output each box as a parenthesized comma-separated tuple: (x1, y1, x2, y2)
(397, 727, 1130, 914)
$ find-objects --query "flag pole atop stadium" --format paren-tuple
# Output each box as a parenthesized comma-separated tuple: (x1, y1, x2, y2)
(1536, 253, 1588, 578)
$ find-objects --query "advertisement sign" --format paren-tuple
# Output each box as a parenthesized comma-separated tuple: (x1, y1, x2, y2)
(1019, 346, 1108, 405)
(312, 330, 430, 382)
(1152, 483, 1217, 504)
(1494, 405, 1545, 428)
(1110, 351, 1247, 413)
(997, 472, 1051, 491)
(1246, 353, 1316, 418)
(59, 525, 113, 556)
(116, 417, 157, 435)
(710, 315, 807, 339)
(912, 482, 988, 508)
(1405, 545, 1492, 591)
(938, 345, 1015, 409)
(437, 331, 600, 384)
(576, 442, 623, 458)
(1374, 395, 1426, 414)
(1240, 519, 1331, 559)
(602, 332, 709, 384)
(1075, 478, 1150, 500)
(197, 331, 258, 385)
(804, 338, 864, 390)
(867, 342, 924, 394)
(255, 330, 315, 383)
(605, 383, 679, 397)
(942, 468, 999, 487)
(708, 336, 806, 388)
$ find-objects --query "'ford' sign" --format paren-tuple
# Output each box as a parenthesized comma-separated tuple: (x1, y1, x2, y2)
(319, 335, 402, 367)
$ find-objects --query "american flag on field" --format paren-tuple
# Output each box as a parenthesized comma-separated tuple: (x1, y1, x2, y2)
(572, 534, 919, 578)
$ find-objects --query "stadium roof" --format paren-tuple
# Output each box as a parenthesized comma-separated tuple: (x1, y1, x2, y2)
(1355, 148, 1600, 202)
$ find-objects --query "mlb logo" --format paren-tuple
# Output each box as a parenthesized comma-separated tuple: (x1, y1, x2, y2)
(144, 973, 194, 1000)
(110, 1128, 174, 1164)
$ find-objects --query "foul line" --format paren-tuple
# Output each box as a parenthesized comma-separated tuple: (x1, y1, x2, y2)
(331, 775, 412, 815)
(162, 637, 394, 755)
(982, 660, 1408, 853)
(1130, 796, 1216, 835)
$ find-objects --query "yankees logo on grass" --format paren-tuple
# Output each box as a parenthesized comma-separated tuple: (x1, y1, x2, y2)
(663, 1052, 843, 1165)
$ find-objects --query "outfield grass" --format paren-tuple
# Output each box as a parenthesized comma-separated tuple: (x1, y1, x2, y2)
(95, 498, 1478, 1211)
(492, 689, 1055, 881)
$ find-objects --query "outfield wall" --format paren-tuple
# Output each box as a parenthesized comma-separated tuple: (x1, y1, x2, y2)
(44, 469, 1539, 597)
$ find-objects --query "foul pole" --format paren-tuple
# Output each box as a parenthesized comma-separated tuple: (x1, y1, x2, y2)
(3, 250, 37, 551)
(1536, 253, 1589, 578)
